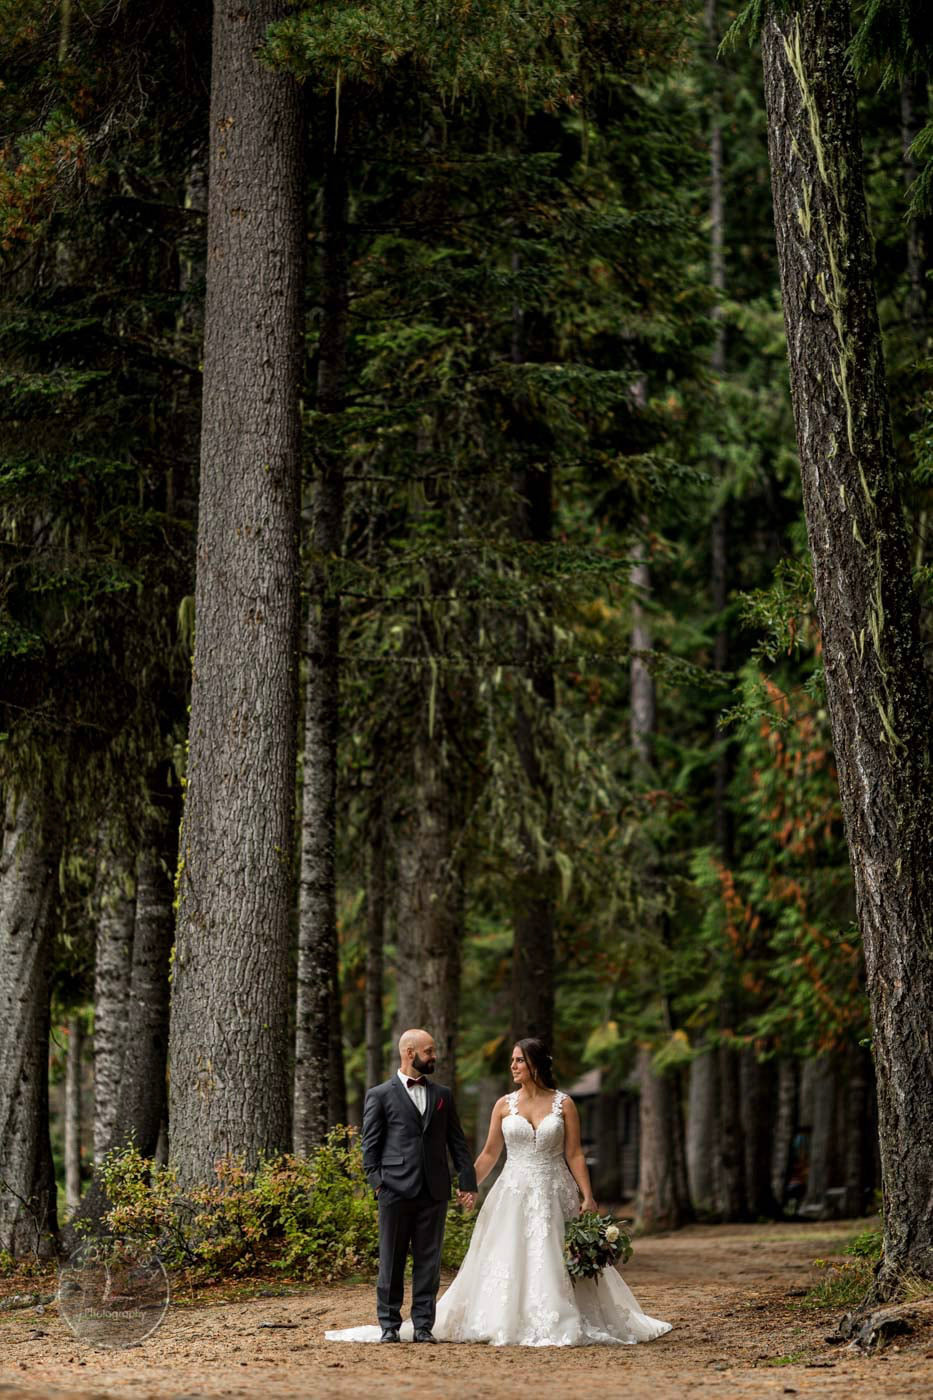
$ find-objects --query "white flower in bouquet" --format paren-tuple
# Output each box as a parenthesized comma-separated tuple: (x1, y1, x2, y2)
(605, 1225, 620, 1243)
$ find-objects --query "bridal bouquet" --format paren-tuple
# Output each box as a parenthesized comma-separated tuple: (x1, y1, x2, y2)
(564, 1212, 632, 1283)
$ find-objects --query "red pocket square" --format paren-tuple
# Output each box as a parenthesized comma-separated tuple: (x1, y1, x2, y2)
(437, 1097, 445, 1110)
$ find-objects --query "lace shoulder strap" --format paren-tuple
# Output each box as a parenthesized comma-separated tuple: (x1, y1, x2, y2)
(553, 1089, 566, 1116)
(507, 1090, 519, 1115)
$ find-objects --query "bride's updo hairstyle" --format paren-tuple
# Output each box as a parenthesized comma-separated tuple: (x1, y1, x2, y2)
(515, 1037, 557, 1090)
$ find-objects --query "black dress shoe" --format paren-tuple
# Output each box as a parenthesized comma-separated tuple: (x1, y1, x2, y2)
(379, 1327, 400, 1342)
(412, 1328, 437, 1343)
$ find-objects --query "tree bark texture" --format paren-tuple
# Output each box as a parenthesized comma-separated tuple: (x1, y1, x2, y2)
(64, 1015, 84, 1214)
(800, 1053, 836, 1216)
(365, 791, 386, 1088)
(115, 807, 177, 1158)
(717, 1039, 748, 1220)
(93, 836, 135, 1163)
(686, 1047, 721, 1214)
(294, 126, 350, 1151)
(0, 790, 59, 1257)
(67, 793, 178, 1242)
(396, 732, 463, 1082)
(761, 0, 933, 1288)
(630, 557, 691, 1232)
(636, 1047, 692, 1232)
(770, 1057, 798, 1208)
(169, 0, 304, 1185)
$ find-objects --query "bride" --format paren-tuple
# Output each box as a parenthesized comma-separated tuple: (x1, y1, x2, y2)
(327, 1036, 672, 1347)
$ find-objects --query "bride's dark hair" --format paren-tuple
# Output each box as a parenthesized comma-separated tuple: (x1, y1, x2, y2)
(514, 1037, 557, 1090)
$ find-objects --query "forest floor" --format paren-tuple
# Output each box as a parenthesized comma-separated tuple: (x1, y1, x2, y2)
(2, 1218, 933, 1400)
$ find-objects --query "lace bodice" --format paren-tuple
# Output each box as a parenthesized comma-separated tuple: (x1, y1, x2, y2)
(498, 1088, 580, 1229)
(502, 1089, 568, 1162)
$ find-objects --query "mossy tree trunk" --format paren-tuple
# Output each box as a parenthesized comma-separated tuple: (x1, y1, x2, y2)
(169, 0, 305, 1185)
(761, 0, 933, 1291)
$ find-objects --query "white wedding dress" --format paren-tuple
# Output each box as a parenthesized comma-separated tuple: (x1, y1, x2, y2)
(326, 1089, 672, 1347)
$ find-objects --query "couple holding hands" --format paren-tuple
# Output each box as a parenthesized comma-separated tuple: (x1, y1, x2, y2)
(326, 1028, 672, 1349)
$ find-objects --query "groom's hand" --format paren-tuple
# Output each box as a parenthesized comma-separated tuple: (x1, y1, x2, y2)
(457, 1190, 476, 1211)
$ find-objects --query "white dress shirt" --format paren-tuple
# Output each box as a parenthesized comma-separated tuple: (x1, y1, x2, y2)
(397, 1067, 427, 1116)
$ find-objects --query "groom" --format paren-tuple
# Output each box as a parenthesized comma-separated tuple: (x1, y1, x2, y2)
(361, 1028, 477, 1343)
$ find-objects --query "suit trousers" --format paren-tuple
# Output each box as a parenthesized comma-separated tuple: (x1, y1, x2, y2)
(376, 1183, 447, 1331)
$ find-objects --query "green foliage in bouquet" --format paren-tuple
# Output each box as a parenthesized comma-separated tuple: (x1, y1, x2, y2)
(564, 1212, 632, 1283)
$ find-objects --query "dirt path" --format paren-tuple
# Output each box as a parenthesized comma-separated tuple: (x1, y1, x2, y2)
(2, 1220, 932, 1399)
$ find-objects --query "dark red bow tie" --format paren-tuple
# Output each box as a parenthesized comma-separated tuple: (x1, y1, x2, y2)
(407, 1077, 426, 1088)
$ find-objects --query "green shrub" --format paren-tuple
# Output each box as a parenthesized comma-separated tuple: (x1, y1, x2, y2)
(253, 1130, 380, 1281)
(96, 1130, 474, 1283)
(99, 1144, 269, 1275)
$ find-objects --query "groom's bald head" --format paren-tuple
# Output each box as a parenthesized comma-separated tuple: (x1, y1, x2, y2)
(398, 1029, 437, 1073)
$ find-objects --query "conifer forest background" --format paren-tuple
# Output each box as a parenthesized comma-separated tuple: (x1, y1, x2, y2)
(2, 0, 933, 1298)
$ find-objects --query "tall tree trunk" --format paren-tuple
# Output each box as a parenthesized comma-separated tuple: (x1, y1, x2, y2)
(294, 116, 350, 1150)
(687, 1047, 721, 1214)
(169, 0, 305, 1185)
(93, 835, 135, 1163)
(594, 1089, 621, 1201)
(115, 799, 177, 1157)
(0, 790, 59, 1258)
(707, 0, 730, 862)
(843, 1040, 870, 1217)
(64, 1015, 84, 1214)
(65, 785, 179, 1242)
(761, 0, 933, 1291)
(741, 1048, 781, 1218)
(707, 0, 748, 1227)
(508, 271, 556, 1049)
(509, 528, 556, 1050)
(800, 1053, 836, 1217)
(365, 790, 386, 1088)
(631, 555, 691, 1232)
(396, 732, 462, 1081)
(771, 1057, 798, 1209)
(717, 1039, 748, 1220)
(636, 1047, 691, 1232)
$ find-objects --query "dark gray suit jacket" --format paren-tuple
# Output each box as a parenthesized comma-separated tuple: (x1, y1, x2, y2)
(361, 1075, 478, 1202)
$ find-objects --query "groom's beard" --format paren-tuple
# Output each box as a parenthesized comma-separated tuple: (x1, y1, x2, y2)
(412, 1054, 436, 1075)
